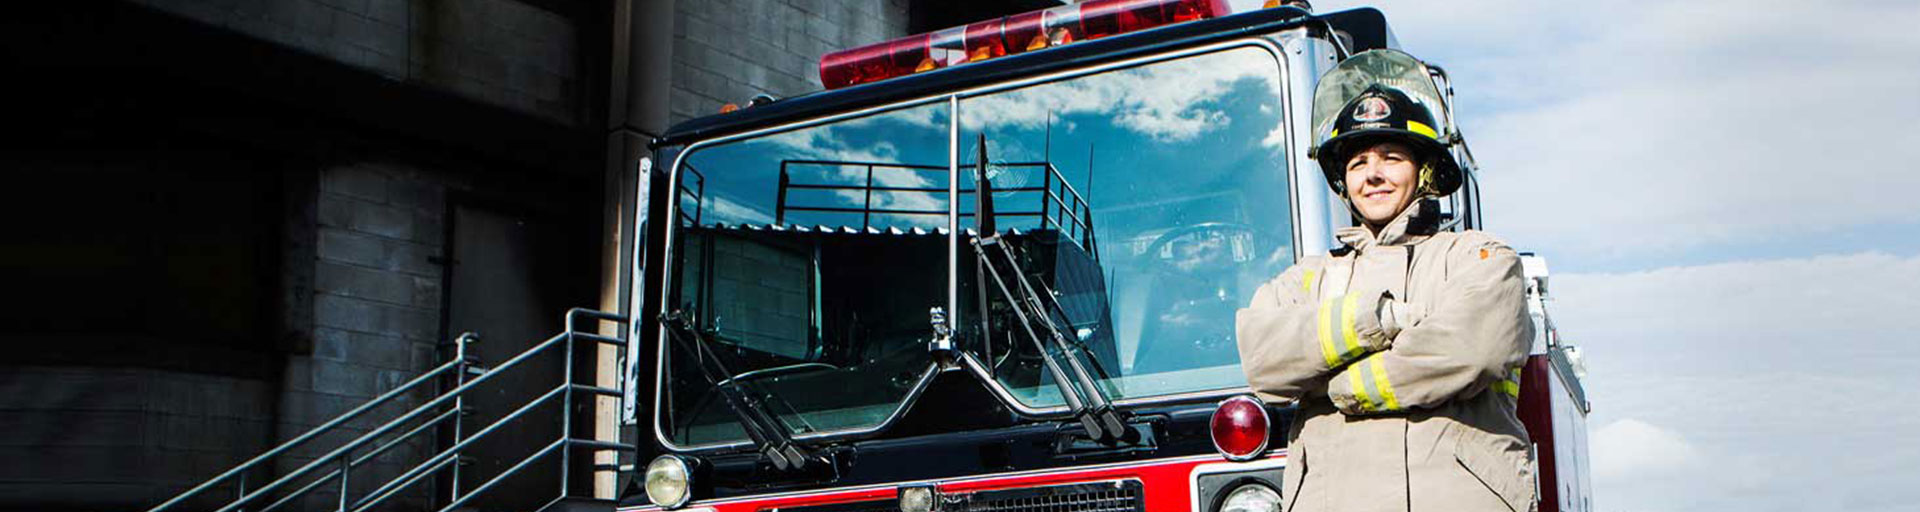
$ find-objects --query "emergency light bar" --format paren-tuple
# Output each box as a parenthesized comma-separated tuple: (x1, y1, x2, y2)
(819, 0, 1233, 90)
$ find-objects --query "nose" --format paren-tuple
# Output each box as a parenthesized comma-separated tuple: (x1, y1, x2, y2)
(1358, 160, 1388, 184)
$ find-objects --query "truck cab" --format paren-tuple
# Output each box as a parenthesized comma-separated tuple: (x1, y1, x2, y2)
(620, 3, 1590, 511)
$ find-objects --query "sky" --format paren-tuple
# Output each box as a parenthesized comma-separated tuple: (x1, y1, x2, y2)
(1303, 1, 1920, 510)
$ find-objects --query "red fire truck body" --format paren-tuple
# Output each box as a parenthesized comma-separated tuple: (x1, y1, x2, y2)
(619, 3, 1593, 512)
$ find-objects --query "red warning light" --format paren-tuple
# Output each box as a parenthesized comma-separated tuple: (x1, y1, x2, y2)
(819, 0, 1232, 90)
(1211, 395, 1271, 461)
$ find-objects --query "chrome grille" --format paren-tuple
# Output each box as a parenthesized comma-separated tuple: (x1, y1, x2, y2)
(965, 480, 1143, 512)
(772, 480, 1144, 512)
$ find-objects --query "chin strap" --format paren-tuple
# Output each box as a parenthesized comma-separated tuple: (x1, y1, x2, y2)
(1416, 163, 1437, 196)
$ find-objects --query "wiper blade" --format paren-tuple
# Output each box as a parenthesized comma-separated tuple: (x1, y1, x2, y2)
(972, 234, 1130, 443)
(660, 311, 815, 470)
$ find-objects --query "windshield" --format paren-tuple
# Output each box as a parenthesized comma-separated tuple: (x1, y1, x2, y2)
(957, 46, 1294, 409)
(659, 45, 1297, 447)
(662, 102, 952, 447)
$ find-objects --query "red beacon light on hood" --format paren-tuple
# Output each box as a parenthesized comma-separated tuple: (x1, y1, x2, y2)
(1211, 395, 1271, 461)
(819, 0, 1232, 90)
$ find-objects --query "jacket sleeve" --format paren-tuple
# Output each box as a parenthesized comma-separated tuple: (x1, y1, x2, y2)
(1326, 235, 1534, 415)
(1237, 260, 1397, 403)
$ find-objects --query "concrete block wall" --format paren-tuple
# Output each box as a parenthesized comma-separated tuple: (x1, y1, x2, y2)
(136, 0, 581, 124)
(706, 236, 812, 358)
(268, 160, 459, 509)
(670, 0, 911, 125)
(0, 368, 274, 509)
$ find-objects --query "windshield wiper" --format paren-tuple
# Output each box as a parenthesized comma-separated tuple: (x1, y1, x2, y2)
(973, 236, 1130, 443)
(660, 311, 815, 470)
(968, 134, 1129, 443)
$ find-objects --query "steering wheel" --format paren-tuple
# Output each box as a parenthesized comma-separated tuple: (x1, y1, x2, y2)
(1127, 222, 1259, 375)
(1139, 222, 1258, 275)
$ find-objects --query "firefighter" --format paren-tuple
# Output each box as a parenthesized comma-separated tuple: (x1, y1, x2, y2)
(1235, 74, 1536, 510)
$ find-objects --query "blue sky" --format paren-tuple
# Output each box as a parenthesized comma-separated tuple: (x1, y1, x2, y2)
(1302, 1, 1920, 510)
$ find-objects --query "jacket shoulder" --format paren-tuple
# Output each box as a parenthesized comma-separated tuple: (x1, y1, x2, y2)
(1295, 253, 1335, 268)
(1433, 230, 1517, 260)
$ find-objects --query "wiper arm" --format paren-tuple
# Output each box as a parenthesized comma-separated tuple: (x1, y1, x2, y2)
(660, 311, 815, 470)
(969, 133, 1126, 443)
(972, 235, 1129, 443)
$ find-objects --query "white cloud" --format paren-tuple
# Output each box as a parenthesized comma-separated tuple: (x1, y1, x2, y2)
(1549, 251, 1920, 511)
(1591, 418, 1698, 482)
(752, 116, 951, 228)
(961, 49, 1281, 142)
(1316, 0, 1920, 264)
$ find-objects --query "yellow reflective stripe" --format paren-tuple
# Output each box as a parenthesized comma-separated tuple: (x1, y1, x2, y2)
(1318, 295, 1340, 368)
(1496, 367, 1524, 398)
(1496, 380, 1520, 398)
(1348, 365, 1374, 412)
(1340, 293, 1362, 357)
(1369, 355, 1400, 411)
(1301, 269, 1316, 294)
(1406, 120, 1438, 139)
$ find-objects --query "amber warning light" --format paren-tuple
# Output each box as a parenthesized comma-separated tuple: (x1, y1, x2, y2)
(818, 0, 1232, 90)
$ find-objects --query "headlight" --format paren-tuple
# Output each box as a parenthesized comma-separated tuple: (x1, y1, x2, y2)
(645, 455, 693, 509)
(898, 485, 939, 512)
(1218, 483, 1281, 512)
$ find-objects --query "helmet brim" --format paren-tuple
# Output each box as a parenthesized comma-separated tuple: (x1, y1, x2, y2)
(1315, 128, 1462, 197)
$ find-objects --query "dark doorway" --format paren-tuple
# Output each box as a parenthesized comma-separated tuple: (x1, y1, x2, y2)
(442, 203, 578, 511)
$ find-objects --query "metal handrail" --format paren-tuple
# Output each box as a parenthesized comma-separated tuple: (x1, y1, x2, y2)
(768, 159, 1097, 249)
(254, 406, 462, 512)
(148, 308, 634, 512)
(146, 358, 463, 512)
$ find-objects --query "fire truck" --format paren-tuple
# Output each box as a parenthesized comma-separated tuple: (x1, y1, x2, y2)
(620, 2, 1593, 512)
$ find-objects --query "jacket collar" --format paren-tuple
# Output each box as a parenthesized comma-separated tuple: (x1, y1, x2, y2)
(1335, 199, 1440, 252)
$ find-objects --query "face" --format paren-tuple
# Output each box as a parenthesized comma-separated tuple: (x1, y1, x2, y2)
(1343, 141, 1421, 227)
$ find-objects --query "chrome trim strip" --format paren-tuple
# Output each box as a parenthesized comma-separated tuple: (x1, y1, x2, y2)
(957, 352, 1060, 418)
(1286, 30, 1339, 256)
(948, 95, 960, 343)
(624, 156, 654, 424)
(618, 452, 1284, 512)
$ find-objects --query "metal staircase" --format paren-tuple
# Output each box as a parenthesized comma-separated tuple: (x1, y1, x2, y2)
(147, 308, 633, 512)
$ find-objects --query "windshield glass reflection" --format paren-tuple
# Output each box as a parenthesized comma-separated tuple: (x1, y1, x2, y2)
(958, 47, 1294, 408)
(663, 102, 951, 447)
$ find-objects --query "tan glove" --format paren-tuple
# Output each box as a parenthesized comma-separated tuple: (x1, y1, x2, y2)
(1376, 298, 1424, 339)
(1341, 287, 1397, 352)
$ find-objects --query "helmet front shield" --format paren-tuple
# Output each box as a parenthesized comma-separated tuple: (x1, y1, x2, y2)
(1310, 49, 1450, 152)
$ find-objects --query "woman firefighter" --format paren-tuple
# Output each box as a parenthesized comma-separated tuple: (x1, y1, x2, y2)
(1235, 50, 1537, 512)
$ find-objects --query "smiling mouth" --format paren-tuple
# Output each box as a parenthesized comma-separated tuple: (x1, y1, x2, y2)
(1363, 190, 1394, 200)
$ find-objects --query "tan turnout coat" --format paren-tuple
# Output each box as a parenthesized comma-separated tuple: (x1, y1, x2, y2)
(1236, 203, 1537, 512)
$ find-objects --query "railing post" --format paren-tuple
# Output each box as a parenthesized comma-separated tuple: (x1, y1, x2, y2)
(1040, 165, 1052, 231)
(693, 174, 706, 226)
(863, 164, 875, 230)
(336, 453, 351, 512)
(560, 327, 577, 499)
(450, 333, 475, 504)
(777, 164, 790, 225)
(235, 471, 247, 512)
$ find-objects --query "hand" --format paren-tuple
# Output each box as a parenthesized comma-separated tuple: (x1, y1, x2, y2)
(1376, 298, 1424, 339)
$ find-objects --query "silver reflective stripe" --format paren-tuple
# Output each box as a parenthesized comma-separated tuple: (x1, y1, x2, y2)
(1356, 358, 1385, 412)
